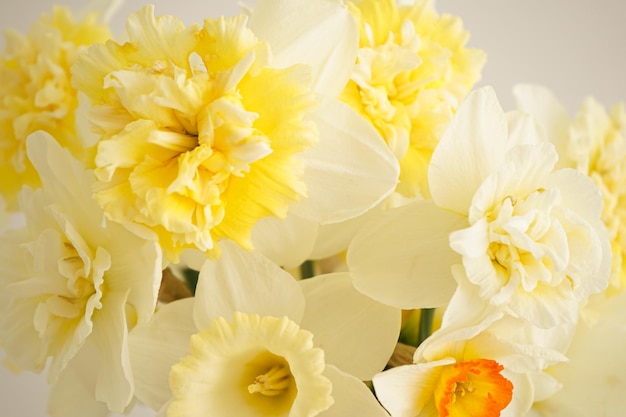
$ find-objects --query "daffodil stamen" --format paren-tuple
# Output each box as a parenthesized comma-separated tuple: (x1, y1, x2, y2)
(247, 364, 292, 396)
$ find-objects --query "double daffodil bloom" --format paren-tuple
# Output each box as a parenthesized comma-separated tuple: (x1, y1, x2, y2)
(72, 1, 398, 262)
(0, 132, 162, 417)
(342, 0, 486, 198)
(515, 84, 626, 294)
(128, 240, 400, 417)
(0, 6, 111, 209)
(348, 87, 611, 329)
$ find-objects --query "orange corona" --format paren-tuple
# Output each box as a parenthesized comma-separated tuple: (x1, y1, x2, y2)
(434, 359, 513, 417)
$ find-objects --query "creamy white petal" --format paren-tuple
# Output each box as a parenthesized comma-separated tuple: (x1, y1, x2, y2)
(513, 84, 573, 168)
(47, 342, 110, 417)
(251, 213, 319, 269)
(429, 86, 508, 215)
(348, 200, 466, 309)
(299, 273, 400, 380)
(506, 110, 545, 149)
(92, 290, 133, 412)
(26, 132, 103, 236)
(319, 365, 390, 417)
(193, 240, 305, 329)
(249, 0, 358, 97)
(373, 360, 453, 417)
(309, 203, 384, 260)
(101, 221, 162, 323)
(293, 98, 399, 223)
(129, 298, 196, 411)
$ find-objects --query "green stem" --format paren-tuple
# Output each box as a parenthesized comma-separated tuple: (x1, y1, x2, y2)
(300, 260, 315, 279)
(417, 308, 435, 346)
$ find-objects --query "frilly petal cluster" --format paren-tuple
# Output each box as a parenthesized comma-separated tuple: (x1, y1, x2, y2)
(348, 86, 611, 329)
(342, 0, 486, 198)
(515, 84, 626, 294)
(128, 240, 400, 417)
(72, 2, 399, 262)
(0, 133, 162, 416)
(0, 6, 111, 209)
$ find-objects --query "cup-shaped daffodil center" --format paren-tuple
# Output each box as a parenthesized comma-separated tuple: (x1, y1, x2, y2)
(168, 312, 333, 417)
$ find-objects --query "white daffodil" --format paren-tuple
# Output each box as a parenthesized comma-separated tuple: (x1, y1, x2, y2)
(129, 240, 400, 417)
(347, 86, 611, 329)
(72, 0, 398, 263)
(515, 84, 626, 294)
(0, 132, 162, 417)
(374, 284, 566, 417)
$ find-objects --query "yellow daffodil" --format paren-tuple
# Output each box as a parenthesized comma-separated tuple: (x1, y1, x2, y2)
(0, 6, 111, 210)
(515, 84, 626, 294)
(347, 87, 611, 329)
(0, 132, 162, 416)
(73, 2, 399, 262)
(128, 240, 400, 417)
(342, 0, 486, 198)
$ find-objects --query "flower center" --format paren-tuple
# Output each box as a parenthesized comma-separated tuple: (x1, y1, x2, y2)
(434, 358, 513, 417)
(248, 363, 293, 396)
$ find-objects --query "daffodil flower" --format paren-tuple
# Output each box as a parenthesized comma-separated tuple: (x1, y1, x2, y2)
(373, 290, 566, 417)
(72, 0, 399, 262)
(0, 132, 162, 416)
(0, 6, 112, 210)
(128, 240, 400, 417)
(347, 86, 611, 329)
(341, 0, 486, 199)
(515, 84, 626, 294)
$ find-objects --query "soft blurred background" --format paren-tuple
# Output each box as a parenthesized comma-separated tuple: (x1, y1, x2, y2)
(1, 0, 625, 416)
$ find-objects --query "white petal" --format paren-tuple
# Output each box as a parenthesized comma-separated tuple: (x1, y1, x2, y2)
(319, 365, 390, 417)
(249, 0, 358, 96)
(48, 344, 110, 417)
(129, 298, 196, 411)
(293, 98, 399, 224)
(429, 86, 508, 215)
(348, 200, 467, 309)
(103, 221, 162, 323)
(513, 84, 572, 168)
(299, 273, 401, 380)
(26, 132, 103, 233)
(92, 291, 133, 412)
(545, 168, 603, 225)
(193, 240, 305, 329)
(372, 361, 451, 417)
(251, 213, 319, 269)
(309, 203, 384, 260)
(506, 110, 545, 149)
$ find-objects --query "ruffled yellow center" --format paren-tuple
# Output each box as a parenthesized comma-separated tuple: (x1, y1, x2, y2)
(0, 6, 110, 209)
(433, 359, 513, 417)
(168, 312, 333, 417)
(343, 0, 485, 198)
(73, 7, 317, 260)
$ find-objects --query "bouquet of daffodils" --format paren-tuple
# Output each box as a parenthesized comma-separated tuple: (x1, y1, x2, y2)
(1, 1, 624, 416)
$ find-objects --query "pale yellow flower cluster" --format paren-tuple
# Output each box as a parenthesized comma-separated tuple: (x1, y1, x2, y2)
(342, 0, 486, 198)
(0, 7, 110, 209)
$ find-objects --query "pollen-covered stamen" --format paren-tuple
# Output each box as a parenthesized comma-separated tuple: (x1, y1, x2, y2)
(248, 364, 292, 396)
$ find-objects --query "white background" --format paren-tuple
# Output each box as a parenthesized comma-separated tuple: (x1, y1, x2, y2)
(1, 1, 625, 416)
